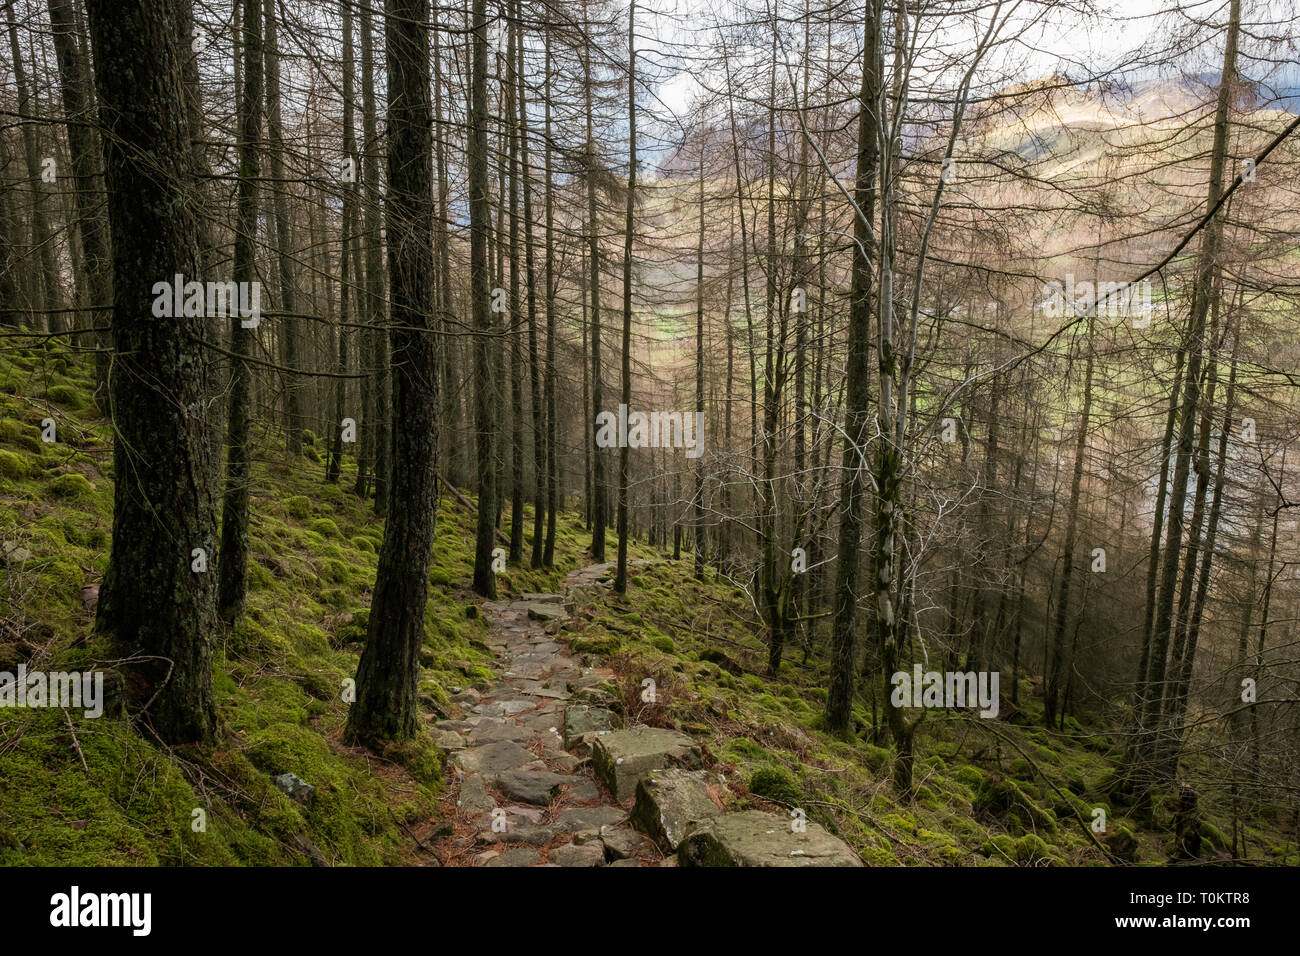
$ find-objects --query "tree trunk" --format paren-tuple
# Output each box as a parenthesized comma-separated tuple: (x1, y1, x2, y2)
(216, 0, 263, 626)
(584, 0, 606, 562)
(614, 0, 636, 594)
(469, 0, 498, 598)
(825, 0, 881, 735)
(88, 0, 217, 744)
(345, 0, 438, 746)
(47, 0, 111, 406)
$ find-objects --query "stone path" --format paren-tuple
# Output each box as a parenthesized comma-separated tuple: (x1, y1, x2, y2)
(433, 561, 863, 867)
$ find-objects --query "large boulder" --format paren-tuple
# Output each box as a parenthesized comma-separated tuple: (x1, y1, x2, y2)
(591, 726, 703, 801)
(630, 768, 723, 851)
(677, 810, 863, 867)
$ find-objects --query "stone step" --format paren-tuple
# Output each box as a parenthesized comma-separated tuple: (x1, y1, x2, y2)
(526, 602, 565, 622)
(495, 768, 578, 805)
(676, 809, 864, 867)
(521, 592, 564, 603)
(591, 726, 704, 801)
(630, 768, 724, 851)
(563, 703, 618, 751)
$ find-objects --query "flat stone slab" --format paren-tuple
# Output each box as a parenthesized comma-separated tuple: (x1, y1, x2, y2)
(677, 810, 864, 867)
(565, 780, 601, 802)
(631, 768, 724, 852)
(479, 698, 535, 717)
(434, 719, 477, 733)
(456, 774, 496, 814)
(592, 726, 704, 801)
(434, 730, 465, 750)
(485, 847, 542, 867)
(481, 824, 554, 846)
(554, 805, 627, 833)
(563, 704, 618, 750)
(467, 719, 534, 745)
(502, 804, 546, 824)
(521, 592, 564, 604)
(496, 768, 576, 806)
(550, 842, 605, 867)
(601, 827, 650, 861)
(526, 602, 565, 622)
(456, 741, 537, 774)
(503, 661, 547, 680)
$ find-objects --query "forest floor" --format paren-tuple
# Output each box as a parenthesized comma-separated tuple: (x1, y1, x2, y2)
(1, 343, 1296, 866)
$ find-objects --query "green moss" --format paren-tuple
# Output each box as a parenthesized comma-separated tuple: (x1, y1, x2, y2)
(284, 495, 312, 520)
(49, 473, 94, 499)
(954, 765, 984, 790)
(1200, 821, 1227, 851)
(0, 449, 26, 478)
(860, 743, 892, 773)
(572, 635, 620, 655)
(310, 518, 342, 539)
(860, 845, 900, 866)
(649, 634, 674, 652)
(749, 765, 801, 805)
(725, 736, 766, 761)
(973, 775, 1058, 834)
(44, 384, 84, 408)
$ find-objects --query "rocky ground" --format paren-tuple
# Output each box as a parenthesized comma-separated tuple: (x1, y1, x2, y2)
(431, 562, 863, 866)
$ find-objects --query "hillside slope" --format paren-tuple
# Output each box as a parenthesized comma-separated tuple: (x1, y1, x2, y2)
(0, 345, 1293, 866)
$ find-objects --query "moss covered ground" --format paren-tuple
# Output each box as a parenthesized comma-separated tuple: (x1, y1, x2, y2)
(0, 342, 578, 865)
(0, 342, 1293, 866)
(560, 560, 1298, 866)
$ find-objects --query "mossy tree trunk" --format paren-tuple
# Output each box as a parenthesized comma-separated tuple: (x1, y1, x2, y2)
(87, 0, 217, 744)
(344, 0, 438, 746)
(505, 16, 524, 566)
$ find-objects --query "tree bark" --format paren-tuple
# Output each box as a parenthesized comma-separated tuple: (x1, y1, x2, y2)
(88, 0, 218, 744)
(345, 0, 438, 745)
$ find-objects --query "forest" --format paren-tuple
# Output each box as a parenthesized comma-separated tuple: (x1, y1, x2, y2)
(0, 0, 1298, 878)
